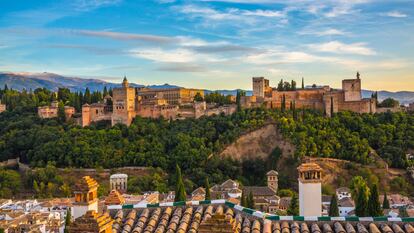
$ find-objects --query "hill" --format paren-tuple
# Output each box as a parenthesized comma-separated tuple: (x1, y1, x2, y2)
(0, 72, 179, 92)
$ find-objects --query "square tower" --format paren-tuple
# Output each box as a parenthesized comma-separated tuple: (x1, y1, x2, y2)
(72, 176, 99, 220)
(266, 170, 278, 192)
(112, 77, 136, 126)
(253, 77, 269, 98)
(298, 163, 322, 216)
(342, 73, 362, 101)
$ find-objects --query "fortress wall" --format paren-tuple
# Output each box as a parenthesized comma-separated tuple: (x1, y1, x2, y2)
(338, 99, 374, 113)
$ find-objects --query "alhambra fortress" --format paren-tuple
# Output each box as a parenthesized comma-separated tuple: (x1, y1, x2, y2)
(36, 73, 383, 125)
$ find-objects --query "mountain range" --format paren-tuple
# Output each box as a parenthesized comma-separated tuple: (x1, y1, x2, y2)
(1, 72, 414, 105)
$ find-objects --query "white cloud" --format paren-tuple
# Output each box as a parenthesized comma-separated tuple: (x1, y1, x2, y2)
(308, 41, 375, 55)
(382, 11, 407, 18)
(129, 48, 221, 63)
(74, 0, 122, 11)
(299, 28, 347, 36)
(241, 9, 285, 18)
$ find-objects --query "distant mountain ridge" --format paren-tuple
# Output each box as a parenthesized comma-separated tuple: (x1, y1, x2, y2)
(0, 72, 179, 92)
(1, 72, 413, 104)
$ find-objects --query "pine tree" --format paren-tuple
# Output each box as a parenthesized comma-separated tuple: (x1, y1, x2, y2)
(204, 177, 211, 200)
(382, 192, 390, 209)
(368, 184, 382, 217)
(355, 186, 368, 217)
(287, 194, 299, 216)
(329, 194, 339, 217)
(64, 208, 71, 233)
(174, 164, 186, 202)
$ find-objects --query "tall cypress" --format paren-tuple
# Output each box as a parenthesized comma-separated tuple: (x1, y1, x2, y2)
(247, 191, 255, 209)
(174, 164, 186, 202)
(382, 192, 390, 209)
(301, 77, 304, 89)
(368, 184, 382, 216)
(204, 177, 211, 200)
(329, 194, 339, 217)
(281, 94, 286, 112)
(241, 191, 248, 207)
(64, 208, 71, 233)
(355, 187, 368, 217)
(330, 96, 334, 117)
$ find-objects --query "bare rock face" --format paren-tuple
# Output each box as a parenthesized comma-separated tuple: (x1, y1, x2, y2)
(220, 124, 295, 161)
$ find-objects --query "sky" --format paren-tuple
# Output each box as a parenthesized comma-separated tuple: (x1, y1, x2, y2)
(0, 0, 413, 91)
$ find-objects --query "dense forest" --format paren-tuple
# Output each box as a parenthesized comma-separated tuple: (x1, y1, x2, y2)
(1, 86, 414, 198)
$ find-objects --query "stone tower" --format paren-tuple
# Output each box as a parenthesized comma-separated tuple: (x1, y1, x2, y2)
(298, 163, 322, 216)
(266, 170, 278, 192)
(72, 176, 99, 220)
(252, 77, 269, 98)
(111, 76, 136, 126)
(342, 72, 362, 102)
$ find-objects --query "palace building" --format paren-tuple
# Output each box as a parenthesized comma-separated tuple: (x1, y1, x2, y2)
(80, 77, 229, 127)
(245, 73, 377, 116)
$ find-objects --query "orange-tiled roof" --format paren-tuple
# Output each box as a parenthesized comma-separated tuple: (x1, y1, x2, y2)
(297, 163, 322, 172)
(105, 190, 125, 206)
(74, 176, 99, 192)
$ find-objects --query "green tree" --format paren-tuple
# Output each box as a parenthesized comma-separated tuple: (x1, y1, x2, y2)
(64, 208, 71, 233)
(204, 177, 211, 200)
(58, 102, 66, 123)
(330, 96, 334, 117)
(301, 77, 304, 89)
(0, 169, 21, 198)
(368, 184, 382, 216)
(281, 94, 286, 112)
(287, 194, 299, 216)
(399, 207, 409, 217)
(382, 192, 390, 209)
(174, 164, 186, 202)
(194, 92, 204, 102)
(355, 186, 369, 217)
(247, 191, 255, 209)
(241, 191, 248, 207)
(378, 98, 399, 108)
(329, 194, 339, 217)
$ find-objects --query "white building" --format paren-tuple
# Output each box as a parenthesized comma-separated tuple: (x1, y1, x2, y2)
(336, 187, 352, 200)
(338, 197, 355, 217)
(110, 173, 128, 193)
(298, 163, 322, 216)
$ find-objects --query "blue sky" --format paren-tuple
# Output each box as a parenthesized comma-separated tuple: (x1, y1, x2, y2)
(0, 0, 413, 91)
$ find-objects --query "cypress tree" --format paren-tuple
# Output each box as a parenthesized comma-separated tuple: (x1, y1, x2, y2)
(103, 86, 108, 97)
(58, 102, 66, 123)
(355, 186, 368, 217)
(236, 90, 241, 112)
(301, 77, 304, 89)
(368, 184, 382, 217)
(329, 194, 339, 217)
(241, 191, 248, 207)
(281, 94, 286, 112)
(330, 96, 334, 117)
(287, 194, 299, 216)
(174, 164, 186, 202)
(382, 192, 390, 209)
(247, 191, 255, 209)
(204, 177, 211, 200)
(64, 208, 71, 233)
(292, 101, 297, 120)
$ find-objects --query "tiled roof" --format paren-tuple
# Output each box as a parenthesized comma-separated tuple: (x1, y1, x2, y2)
(266, 170, 279, 176)
(108, 200, 414, 233)
(337, 187, 351, 193)
(243, 186, 277, 196)
(68, 210, 113, 232)
(338, 197, 355, 208)
(298, 163, 322, 172)
(74, 176, 99, 192)
(105, 189, 125, 206)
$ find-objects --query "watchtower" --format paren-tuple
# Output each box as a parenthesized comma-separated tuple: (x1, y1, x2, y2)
(298, 163, 322, 216)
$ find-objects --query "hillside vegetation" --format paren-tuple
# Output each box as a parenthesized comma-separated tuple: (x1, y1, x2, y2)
(1, 87, 414, 196)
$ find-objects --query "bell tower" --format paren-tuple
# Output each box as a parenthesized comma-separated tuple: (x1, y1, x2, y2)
(72, 176, 99, 220)
(298, 163, 322, 216)
(266, 170, 278, 192)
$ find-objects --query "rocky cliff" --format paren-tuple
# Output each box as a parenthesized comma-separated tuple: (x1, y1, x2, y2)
(220, 124, 295, 161)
